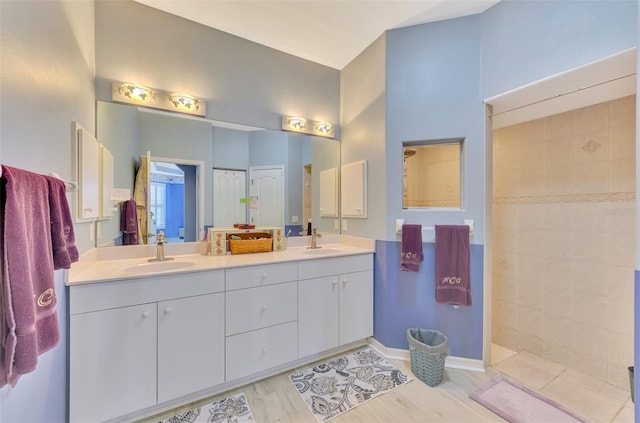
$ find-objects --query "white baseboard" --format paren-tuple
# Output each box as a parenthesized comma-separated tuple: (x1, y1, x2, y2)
(368, 337, 485, 372)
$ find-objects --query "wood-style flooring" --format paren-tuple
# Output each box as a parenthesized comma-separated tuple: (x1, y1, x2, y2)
(143, 344, 634, 423)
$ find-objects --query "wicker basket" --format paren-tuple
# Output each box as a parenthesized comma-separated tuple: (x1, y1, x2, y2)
(227, 232, 273, 255)
(407, 328, 449, 387)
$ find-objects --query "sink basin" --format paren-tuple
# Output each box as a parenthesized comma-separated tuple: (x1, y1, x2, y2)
(122, 260, 197, 275)
(303, 248, 343, 255)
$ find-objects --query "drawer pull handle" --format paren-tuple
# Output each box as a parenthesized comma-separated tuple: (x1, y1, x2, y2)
(164, 307, 172, 314)
(262, 273, 268, 279)
(342, 279, 348, 285)
(142, 311, 150, 318)
(261, 305, 268, 311)
(332, 280, 338, 286)
(262, 347, 268, 354)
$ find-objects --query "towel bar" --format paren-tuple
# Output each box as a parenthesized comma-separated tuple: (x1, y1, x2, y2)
(395, 219, 474, 236)
(0, 166, 77, 193)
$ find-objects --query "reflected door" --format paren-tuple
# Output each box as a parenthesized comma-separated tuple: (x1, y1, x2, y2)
(213, 169, 246, 227)
(249, 166, 284, 227)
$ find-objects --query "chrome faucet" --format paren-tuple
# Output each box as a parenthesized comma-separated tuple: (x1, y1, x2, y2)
(309, 228, 322, 249)
(149, 231, 174, 262)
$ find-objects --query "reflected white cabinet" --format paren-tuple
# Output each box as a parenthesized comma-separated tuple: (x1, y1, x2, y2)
(341, 160, 367, 218)
(298, 254, 373, 358)
(319, 167, 338, 217)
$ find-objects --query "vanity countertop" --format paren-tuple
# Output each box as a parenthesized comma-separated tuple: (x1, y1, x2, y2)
(67, 241, 375, 286)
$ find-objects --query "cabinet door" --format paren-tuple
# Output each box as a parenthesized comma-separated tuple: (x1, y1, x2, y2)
(158, 293, 225, 402)
(339, 270, 374, 345)
(298, 276, 339, 357)
(70, 304, 157, 422)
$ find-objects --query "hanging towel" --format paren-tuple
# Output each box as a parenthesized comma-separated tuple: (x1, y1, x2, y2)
(120, 199, 139, 245)
(133, 156, 148, 244)
(45, 175, 79, 269)
(401, 224, 423, 272)
(0, 165, 61, 387)
(435, 225, 471, 306)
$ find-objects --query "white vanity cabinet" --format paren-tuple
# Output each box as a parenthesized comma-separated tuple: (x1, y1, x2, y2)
(69, 270, 225, 422)
(298, 254, 374, 358)
(225, 263, 298, 380)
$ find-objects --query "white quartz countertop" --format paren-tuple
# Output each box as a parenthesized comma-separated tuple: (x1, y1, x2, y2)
(67, 242, 375, 285)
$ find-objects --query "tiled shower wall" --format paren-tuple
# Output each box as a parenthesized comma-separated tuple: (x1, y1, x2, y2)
(492, 95, 636, 390)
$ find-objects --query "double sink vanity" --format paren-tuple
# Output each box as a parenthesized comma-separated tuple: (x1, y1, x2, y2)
(67, 236, 374, 422)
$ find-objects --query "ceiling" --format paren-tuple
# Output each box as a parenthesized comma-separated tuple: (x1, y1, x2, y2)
(133, 0, 500, 70)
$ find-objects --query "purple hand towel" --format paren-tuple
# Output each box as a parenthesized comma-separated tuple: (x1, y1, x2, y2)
(120, 199, 139, 245)
(435, 225, 471, 306)
(45, 175, 79, 269)
(0, 165, 60, 388)
(401, 224, 423, 272)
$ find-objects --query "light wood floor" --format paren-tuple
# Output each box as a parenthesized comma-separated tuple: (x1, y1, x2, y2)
(144, 345, 635, 423)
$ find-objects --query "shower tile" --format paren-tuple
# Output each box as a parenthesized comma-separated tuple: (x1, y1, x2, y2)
(608, 362, 633, 394)
(570, 231, 604, 262)
(544, 110, 574, 139)
(604, 300, 634, 335)
(604, 232, 635, 267)
(490, 343, 516, 366)
(544, 166, 574, 195)
(607, 331, 634, 368)
(573, 160, 609, 194)
(605, 265, 635, 302)
(516, 333, 544, 356)
(605, 202, 636, 234)
(572, 262, 607, 296)
(609, 122, 635, 160)
(493, 351, 565, 390)
(612, 404, 636, 423)
(543, 135, 574, 169)
(608, 95, 636, 128)
(543, 339, 575, 366)
(493, 168, 519, 197)
(570, 353, 609, 388)
(571, 322, 608, 361)
(517, 275, 542, 310)
(542, 368, 626, 423)
(574, 129, 609, 164)
(574, 102, 609, 135)
(609, 158, 635, 192)
(572, 290, 607, 326)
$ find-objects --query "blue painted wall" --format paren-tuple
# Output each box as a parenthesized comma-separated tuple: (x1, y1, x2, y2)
(165, 183, 185, 238)
(375, 241, 484, 359)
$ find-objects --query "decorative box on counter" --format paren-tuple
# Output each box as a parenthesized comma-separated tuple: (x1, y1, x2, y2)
(227, 232, 273, 255)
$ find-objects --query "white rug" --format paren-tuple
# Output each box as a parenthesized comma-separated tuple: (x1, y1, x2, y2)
(160, 392, 255, 423)
(290, 348, 412, 422)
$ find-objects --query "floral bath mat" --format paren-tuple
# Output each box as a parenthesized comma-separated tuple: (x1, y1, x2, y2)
(159, 392, 255, 423)
(289, 348, 412, 422)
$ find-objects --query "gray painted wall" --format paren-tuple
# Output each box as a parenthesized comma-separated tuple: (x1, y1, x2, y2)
(94, 0, 340, 131)
(138, 112, 214, 228)
(340, 34, 387, 240)
(0, 1, 95, 421)
(212, 127, 250, 170)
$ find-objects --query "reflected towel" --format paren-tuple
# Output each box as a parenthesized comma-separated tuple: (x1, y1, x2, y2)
(0, 165, 60, 388)
(435, 225, 471, 306)
(401, 224, 423, 272)
(120, 199, 139, 245)
(45, 175, 79, 269)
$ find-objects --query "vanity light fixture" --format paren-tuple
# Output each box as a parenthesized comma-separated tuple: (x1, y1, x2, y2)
(314, 121, 334, 135)
(281, 115, 336, 138)
(112, 82, 206, 117)
(169, 93, 202, 113)
(115, 82, 154, 103)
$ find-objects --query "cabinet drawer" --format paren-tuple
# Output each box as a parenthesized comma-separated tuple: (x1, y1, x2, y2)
(226, 321, 297, 381)
(70, 270, 225, 314)
(298, 254, 373, 280)
(226, 262, 297, 290)
(226, 282, 297, 335)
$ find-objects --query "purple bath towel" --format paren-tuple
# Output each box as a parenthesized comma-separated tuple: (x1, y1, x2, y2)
(45, 175, 79, 269)
(435, 225, 471, 306)
(0, 165, 60, 387)
(401, 224, 423, 272)
(120, 199, 139, 245)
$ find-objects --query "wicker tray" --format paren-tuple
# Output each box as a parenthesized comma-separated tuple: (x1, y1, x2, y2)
(227, 232, 273, 254)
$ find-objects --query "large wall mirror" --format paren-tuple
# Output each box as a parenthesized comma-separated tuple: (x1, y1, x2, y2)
(403, 138, 464, 209)
(96, 101, 341, 247)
